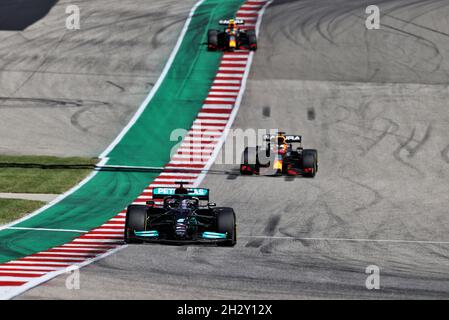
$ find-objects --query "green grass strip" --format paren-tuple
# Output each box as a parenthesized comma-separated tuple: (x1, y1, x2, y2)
(0, 155, 97, 194)
(0, 199, 46, 225)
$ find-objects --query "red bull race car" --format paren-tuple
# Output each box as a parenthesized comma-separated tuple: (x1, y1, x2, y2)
(124, 182, 236, 246)
(240, 132, 318, 177)
(207, 19, 257, 51)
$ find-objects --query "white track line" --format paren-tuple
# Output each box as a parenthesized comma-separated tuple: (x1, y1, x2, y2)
(240, 235, 449, 245)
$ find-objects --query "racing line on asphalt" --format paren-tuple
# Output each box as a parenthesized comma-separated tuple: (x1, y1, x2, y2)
(0, 0, 272, 300)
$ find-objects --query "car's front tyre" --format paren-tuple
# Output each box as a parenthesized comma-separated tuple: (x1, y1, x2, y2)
(240, 147, 259, 175)
(247, 29, 257, 51)
(208, 30, 218, 51)
(216, 208, 236, 247)
(124, 205, 147, 244)
(302, 149, 318, 178)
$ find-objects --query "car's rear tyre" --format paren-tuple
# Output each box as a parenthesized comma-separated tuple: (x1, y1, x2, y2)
(240, 147, 258, 175)
(302, 149, 318, 178)
(247, 30, 257, 51)
(124, 205, 147, 243)
(208, 30, 218, 51)
(216, 208, 236, 247)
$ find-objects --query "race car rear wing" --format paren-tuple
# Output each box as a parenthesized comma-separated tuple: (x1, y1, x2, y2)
(219, 19, 245, 25)
(263, 134, 302, 143)
(152, 187, 210, 201)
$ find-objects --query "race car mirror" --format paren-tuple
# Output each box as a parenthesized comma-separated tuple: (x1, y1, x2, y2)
(146, 200, 155, 206)
(208, 202, 216, 207)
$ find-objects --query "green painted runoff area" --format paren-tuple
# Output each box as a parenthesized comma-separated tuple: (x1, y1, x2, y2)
(0, 0, 245, 264)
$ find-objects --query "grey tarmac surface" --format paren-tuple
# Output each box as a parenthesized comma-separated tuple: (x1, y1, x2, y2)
(0, 0, 196, 157)
(20, 0, 449, 299)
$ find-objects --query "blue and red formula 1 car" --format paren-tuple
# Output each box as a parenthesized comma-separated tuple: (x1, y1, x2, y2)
(207, 19, 257, 51)
(240, 132, 318, 177)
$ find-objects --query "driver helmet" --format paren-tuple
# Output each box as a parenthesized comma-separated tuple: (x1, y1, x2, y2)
(274, 135, 287, 154)
(181, 199, 190, 210)
(168, 198, 179, 209)
(277, 135, 286, 145)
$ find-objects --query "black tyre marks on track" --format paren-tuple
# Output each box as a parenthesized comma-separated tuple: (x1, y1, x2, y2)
(246, 214, 282, 248)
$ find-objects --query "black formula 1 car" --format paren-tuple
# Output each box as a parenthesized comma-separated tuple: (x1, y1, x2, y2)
(124, 183, 236, 246)
(240, 132, 318, 177)
(207, 19, 257, 51)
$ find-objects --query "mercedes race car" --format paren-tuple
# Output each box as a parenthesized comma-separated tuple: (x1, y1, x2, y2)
(124, 183, 236, 246)
(240, 132, 318, 177)
(207, 19, 257, 51)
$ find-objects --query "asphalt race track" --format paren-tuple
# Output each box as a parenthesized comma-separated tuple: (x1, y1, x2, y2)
(18, 0, 449, 299)
(0, 0, 196, 157)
